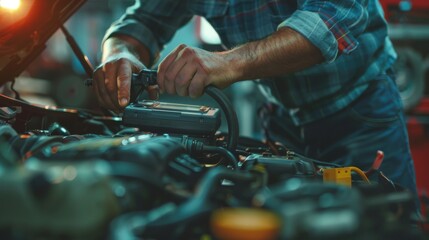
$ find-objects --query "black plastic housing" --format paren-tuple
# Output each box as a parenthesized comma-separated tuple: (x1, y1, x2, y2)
(123, 101, 221, 136)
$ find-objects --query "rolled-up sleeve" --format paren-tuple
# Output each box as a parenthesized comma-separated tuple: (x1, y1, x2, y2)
(103, 0, 193, 64)
(278, 0, 369, 62)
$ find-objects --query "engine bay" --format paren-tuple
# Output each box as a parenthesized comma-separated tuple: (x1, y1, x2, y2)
(0, 87, 426, 239)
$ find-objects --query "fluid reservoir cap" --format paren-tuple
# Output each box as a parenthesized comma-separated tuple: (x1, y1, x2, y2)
(210, 208, 281, 240)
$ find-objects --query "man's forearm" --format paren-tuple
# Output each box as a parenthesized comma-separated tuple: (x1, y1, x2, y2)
(102, 35, 153, 66)
(223, 27, 324, 82)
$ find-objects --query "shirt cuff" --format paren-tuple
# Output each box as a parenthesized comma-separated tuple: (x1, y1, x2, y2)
(278, 10, 338, 63)
(103, 19, 160, 65)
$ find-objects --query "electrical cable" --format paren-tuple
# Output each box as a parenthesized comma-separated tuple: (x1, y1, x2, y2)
(202, 145, 239, 170)
(180, 137, 239, 170)
(204, 86, 239, 152)
(349, 166, 371, 183)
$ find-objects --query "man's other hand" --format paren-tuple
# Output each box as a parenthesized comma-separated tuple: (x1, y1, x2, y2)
(157, 44, 237, 98)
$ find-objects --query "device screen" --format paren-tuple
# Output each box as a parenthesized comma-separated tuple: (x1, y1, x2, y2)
(139, 101, 210, 113)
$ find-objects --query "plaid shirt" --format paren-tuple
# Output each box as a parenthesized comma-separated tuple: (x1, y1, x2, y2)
(105, 0, 397, 125)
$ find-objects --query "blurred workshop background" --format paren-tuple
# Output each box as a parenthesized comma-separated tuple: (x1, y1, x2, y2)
(13, 0, 429, 199)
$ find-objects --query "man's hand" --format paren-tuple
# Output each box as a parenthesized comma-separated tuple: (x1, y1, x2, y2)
(157, 28, 324, 98)
(93, 36, 156, 112)
(93, 52, 143, 112)
(157, 44, 238, 98)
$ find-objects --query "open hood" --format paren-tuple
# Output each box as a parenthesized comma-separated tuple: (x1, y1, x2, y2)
(0, 0, 87, 85)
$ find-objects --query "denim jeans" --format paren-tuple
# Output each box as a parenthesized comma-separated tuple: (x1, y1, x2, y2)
(260, 70, 419, 211)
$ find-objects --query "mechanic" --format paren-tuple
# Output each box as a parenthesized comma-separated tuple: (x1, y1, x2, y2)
(94, 1, 419, 212)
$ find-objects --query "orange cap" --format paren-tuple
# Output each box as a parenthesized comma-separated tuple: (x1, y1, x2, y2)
(210, 208, 281, 240)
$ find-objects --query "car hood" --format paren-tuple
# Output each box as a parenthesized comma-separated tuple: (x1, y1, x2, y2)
(0, 0, 86, 85)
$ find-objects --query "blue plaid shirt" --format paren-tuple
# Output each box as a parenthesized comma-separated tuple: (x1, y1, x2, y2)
(104, 0, 397, 125)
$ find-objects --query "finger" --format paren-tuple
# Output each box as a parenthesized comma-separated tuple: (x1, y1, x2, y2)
(164, 50, 192, 94)
(103, 62, 121, 110)
(116, 59, 133, 107)
(92, 67, 106, 107)
(147, 85, 159, 100)
(100, 79, 119, 111)
(158, 44, 187, 94)
(175, 63, 197, 96)
(188, 70, 207, 98)
(95, 66, 118, 111)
